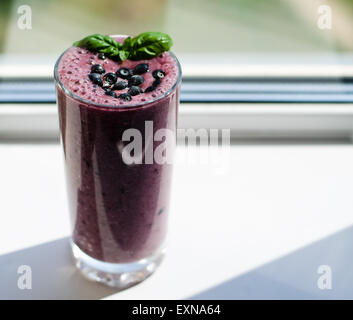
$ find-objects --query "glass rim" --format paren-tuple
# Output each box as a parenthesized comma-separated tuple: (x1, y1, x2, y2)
(53, 35, 182, 110)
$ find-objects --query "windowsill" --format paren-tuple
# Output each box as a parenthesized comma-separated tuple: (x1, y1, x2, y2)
(2, 53, 353, 78)
(1, 103, 353, 143)
(1, 143, 353, 299)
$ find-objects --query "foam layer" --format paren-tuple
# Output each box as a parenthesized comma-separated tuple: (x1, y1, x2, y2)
(57, 36, 179, 107)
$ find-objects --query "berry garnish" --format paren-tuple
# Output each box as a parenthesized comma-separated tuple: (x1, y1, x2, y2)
(145, 86, 156, 92)
(112, 81, 128, 90)
(133, 63, 149, 75)
(128, 75, 144, 86)
(152, 69, 166, 79)
(98, 53, 106, 60)
(88, 73, 103, 86)
(119, 93, 132, 101)
(128, 86, 143, 96)
(153, 78, 162, 87)
(91, 64, 105, 74)
(102, 72, 118, 85)
(116, 68, 133, 79)
(105, 90, 118, 98)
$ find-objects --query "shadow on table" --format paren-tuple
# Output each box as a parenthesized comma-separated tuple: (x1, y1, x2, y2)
(190, 225, 353, 300)
(0, 237, 119, 299)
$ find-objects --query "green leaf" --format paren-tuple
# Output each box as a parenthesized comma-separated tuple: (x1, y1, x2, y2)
(119, 36, 133, 61)
(73, 34, 122, 59)
(122, 36, 133, 51)
(119, 50, 130, 61)
(128, 32, 173, 60)
(73, 32, 173, 61)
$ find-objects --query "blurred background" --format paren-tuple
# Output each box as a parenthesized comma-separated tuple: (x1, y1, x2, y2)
(1, 0, 353, 140)
(1, 0, 353, 54)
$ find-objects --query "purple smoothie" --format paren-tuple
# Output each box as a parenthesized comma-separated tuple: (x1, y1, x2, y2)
(55, 36, 181, 263)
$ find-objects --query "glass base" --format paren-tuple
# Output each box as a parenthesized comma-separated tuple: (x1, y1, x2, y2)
(71, 242, 165, 289)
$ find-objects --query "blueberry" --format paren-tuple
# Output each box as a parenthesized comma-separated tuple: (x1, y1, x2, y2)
(112, 81, 128, 90)
(91, 64, 105, 74)
(119, 93, 132, 101)
(88, 73, 103, 86)
(145, 86, 156, 93)
(152, 69, 166, 79)
(128, 86, 143, 96)
(133, 63, 149, 75)
(153, 78, 162, 87)
(116, 68, 133, 79)
(128, 75, 144, 86)
(105, 90, 117, 98)
(98, 53, 106, 60)
(102, 72, 118, 85)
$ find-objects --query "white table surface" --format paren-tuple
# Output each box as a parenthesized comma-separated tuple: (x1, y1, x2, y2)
(1, 142, 353, 300)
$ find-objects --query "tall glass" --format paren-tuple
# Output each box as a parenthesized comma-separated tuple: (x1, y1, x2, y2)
(54, 45, 181, 288)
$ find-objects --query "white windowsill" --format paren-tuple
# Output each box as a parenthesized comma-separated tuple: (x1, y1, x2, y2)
(0, 143, 353, 299)
(1, 53, 353, 78)
(1, 103, 353, 142)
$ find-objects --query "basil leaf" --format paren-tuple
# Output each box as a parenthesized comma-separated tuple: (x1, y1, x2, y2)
(122, 36, 132, 51)
(128, 32, 173, 60)
(118, 36, 132, 61)
(73, 32, 173, 61)
(118, 50, 129, 61)
(73, 34, 122, 58)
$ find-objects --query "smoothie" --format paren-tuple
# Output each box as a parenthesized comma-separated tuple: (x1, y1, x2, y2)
(55, 35, 181, 268)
